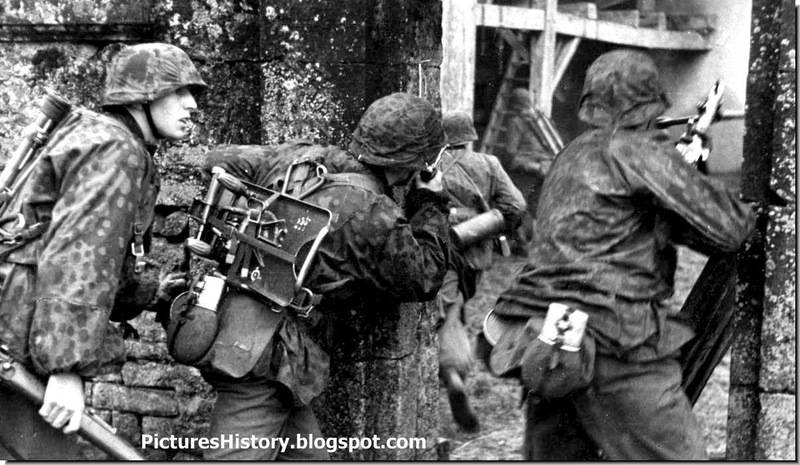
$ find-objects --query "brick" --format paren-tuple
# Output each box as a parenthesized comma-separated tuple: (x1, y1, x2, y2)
(92, 383, 179, 416)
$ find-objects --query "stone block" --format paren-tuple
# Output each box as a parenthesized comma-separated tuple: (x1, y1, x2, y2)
(726, 387, 758, 459)
(112, 411, 141, 445)
(315, 300, 438, 460)
(131, 311, 167, 343)
(125, 339, 171, 362)
(122, 361, 212, 394)
(158, 177, 204, 208)
(92, 382, 179, 416)
(152, 211, 191, 241)
(756, 393, 796, 460)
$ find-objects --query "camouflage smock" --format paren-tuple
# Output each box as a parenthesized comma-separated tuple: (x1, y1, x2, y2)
(495, 127, 755, 359)
(441, 147, 526, 270)
(494, 50, 755, 360)
(203, 141, 450, 404)
(0, 108, 158, 377)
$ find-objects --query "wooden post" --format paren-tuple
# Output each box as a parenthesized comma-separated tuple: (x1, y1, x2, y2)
(529, 0, 557, 115)
(441, 0, 476, 113)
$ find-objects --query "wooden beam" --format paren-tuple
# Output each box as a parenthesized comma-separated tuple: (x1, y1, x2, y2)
(474, 4, 713, 50)
(529, 0, 556, 116)
(441, 0, 477, 113)
(553, 37, 581, 90)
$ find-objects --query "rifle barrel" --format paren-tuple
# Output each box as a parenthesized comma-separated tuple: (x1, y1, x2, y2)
(0, 349, 145, 460)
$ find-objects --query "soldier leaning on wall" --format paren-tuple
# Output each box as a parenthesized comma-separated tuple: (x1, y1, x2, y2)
(483, 49, 756, 460)
(436, 111, 526, 432)
(0, 43, 205, 460)
(180, 92, 451, 460)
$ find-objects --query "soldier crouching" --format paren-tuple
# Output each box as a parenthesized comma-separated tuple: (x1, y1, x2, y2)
(167, 93, 451, 460)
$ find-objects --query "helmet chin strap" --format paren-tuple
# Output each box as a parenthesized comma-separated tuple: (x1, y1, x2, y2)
(143, 102, 164, 139)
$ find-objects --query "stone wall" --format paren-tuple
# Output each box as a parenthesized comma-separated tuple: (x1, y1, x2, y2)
(728, 0, 796, 460)
(1, 0, 443, 460)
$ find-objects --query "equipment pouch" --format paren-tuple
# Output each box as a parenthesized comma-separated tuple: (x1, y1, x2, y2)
(520, 303, 595, 400)
(486, 303, 595, 399)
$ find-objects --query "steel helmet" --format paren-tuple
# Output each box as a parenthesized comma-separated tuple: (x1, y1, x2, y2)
(101, 42, 207, 107)
(349, 92, 445, 169)
(442, 111, 479, 146)
(578, 49, 670, 128)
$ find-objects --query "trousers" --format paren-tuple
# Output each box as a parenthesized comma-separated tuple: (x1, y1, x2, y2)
(205, 375, 329, 460)
(523, 352, 707, 460)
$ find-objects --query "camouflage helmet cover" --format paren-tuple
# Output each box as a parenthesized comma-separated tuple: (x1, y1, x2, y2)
(442, 111, 478, 146)
(349, 92, 446, 169)
(101, 43, 207, 107)
(578, 49, 670, 128)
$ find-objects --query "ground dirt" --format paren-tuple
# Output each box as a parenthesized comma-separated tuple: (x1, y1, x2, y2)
(438, 246, 730, 460)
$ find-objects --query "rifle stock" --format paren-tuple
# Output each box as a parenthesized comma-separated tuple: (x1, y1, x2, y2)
(0, 345, 145, 460)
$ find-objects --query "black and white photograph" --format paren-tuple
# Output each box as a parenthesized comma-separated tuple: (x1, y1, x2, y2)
(0, 0, 795, 461)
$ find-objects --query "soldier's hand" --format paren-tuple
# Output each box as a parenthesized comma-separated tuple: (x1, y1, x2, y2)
(414, 169, 443, 193)
(156, 270, 190, 302)
(40, 373, 84, 434)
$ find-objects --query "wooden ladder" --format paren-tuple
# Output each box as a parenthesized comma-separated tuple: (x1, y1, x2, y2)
(479, 32, 530, 155)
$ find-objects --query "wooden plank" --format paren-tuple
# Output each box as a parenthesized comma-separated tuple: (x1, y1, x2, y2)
(529, 0, 557, 116)
(0, 23, 156, 43)
(640, 11, 667, 30)
(441, 0, 477, 113)
(474, 4, 713, 50)
(667, 14, 718, 34)
(553, 37, 581, 90)
(557, 2, 598, 20)
(598, 10, 640, 28)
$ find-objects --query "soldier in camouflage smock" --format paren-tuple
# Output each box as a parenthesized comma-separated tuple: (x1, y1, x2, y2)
(198, 92, 450, 460)
(488, 50, 755, 460)
(0, 43, 205, 460)
(436, 111, 526, 432)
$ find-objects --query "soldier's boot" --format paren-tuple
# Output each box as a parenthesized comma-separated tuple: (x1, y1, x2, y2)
(438, 317, 480, 432)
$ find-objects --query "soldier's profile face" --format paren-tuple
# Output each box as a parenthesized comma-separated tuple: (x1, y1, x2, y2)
(150, 87, 197, 141)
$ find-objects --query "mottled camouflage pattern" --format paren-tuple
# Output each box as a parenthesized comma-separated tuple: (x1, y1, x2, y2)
(202, 141, 450, 404)
(0, 108, 158, 376)
(577, 49, 670, 128)
(495, 127, 755, 358)
(101, 43, 207, 106)
(442, 111, 479, 146)
(349, 93, 445, 169)
(440, 147, 526, 270)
